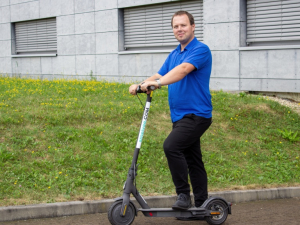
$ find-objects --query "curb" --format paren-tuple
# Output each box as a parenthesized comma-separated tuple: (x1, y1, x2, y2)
(0, 187, 300, 222)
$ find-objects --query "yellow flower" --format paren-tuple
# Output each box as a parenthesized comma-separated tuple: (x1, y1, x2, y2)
(59, 172, 62, 174)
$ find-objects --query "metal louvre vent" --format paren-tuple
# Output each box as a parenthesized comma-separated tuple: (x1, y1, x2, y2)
(124, 0, 203, 49)
(15, 18, 57, 54)
(247, 0, 300, 44)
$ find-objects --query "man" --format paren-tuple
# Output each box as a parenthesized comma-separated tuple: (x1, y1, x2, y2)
(129, 11, 212, 219)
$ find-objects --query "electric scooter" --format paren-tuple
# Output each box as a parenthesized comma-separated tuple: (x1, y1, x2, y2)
(108, 86, 231, 225)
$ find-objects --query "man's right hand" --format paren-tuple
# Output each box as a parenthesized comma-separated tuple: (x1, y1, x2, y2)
(129, 84, 139, 95)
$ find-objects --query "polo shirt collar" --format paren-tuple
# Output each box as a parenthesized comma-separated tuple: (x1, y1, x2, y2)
(176, 37, 198, 52)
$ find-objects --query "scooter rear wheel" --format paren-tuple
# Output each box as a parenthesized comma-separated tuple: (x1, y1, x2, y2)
(205, 199, 228, 225)
(108, 200, 136, 225)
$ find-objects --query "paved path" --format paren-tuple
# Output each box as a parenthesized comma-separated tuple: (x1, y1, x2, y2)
(1, 198, 299, 225)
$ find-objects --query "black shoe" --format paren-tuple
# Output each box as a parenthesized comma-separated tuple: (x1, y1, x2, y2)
(176, 201, 205, 221)
(172, 193, 192, 210)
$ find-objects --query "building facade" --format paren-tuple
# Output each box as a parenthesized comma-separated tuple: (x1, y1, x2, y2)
(0, 0, 299, 94)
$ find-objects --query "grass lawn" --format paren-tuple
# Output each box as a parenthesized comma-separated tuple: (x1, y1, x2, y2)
(0, 76, 299, 206)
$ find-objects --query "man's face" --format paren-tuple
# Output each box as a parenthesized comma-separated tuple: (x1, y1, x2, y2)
(172, 14, 195, 45)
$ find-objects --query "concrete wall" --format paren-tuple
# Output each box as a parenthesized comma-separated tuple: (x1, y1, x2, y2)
(0, 0, 299, 93)
(240, 49, 300, 93)
(0, 0, 12, 76)
(203, 0, 244, 91)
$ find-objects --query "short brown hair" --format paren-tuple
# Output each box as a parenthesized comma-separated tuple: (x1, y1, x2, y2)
(171, 11, 195, 27)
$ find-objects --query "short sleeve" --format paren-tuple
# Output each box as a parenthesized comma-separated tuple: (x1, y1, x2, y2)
(182, 45, 211, 70)
(157, 53, 172, 76)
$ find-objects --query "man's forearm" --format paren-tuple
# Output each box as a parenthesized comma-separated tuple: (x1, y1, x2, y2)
(138, 63, 195, 92)
(160, 63, 195, 86)
(139, 73, 162, 85)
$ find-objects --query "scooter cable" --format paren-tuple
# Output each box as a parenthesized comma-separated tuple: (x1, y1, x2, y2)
(136, 93, 145, 109)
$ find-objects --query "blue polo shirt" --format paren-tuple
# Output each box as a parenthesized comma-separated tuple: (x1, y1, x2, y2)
(158, 37, 212, 123)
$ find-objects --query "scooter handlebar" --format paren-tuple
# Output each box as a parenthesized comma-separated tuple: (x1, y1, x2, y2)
(136, 85, 155, 93)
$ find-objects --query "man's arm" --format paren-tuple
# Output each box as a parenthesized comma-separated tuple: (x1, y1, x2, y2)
(159, 63, 195, 86)
(139, 63, 195, 92)
(129, 73, 162, 95)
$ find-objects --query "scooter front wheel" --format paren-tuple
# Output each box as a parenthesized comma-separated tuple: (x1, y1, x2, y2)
(205, 199, 228, 225)
(108, 200, 136, 225)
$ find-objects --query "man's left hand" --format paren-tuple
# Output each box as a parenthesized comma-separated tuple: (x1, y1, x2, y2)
(140, 81, 159, 94)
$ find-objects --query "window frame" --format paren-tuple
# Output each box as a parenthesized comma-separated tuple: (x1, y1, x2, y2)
(11, 17, 57, 57)
(246, 0, 300, 47)
(122, 0, 203, 51)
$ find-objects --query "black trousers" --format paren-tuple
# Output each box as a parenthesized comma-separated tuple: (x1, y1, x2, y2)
(163, 114, 212, 207)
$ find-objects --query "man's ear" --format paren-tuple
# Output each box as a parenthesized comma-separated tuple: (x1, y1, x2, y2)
(192, 24, 195, 33)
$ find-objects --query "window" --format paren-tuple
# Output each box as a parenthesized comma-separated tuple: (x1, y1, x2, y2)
(247, 0, 300, 46)
(123, 0, 203, 51)
(12, 17, 57, 55)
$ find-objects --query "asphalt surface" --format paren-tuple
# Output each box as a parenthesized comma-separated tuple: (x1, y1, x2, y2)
(1, 197, 299, 225)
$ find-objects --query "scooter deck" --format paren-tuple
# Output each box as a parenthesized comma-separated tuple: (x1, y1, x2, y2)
(139, 207, 212, 217)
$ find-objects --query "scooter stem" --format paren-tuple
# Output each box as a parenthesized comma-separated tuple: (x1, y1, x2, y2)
(132, 92, 152, 167)
(120, 92, 153, 216)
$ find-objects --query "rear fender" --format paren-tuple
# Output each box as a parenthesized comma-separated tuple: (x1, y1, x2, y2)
(202, 196, 232, 214)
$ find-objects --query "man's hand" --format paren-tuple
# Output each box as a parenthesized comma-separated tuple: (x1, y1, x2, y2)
(140, 81, 159, 94)
(129, 84, 139, 95)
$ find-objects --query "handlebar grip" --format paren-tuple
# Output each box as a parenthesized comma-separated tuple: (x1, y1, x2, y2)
(148, 86, 155, 91)
(136, 85, 155, 93)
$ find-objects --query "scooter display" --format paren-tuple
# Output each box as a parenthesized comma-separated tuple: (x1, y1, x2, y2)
(108, 86, 231, 225)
